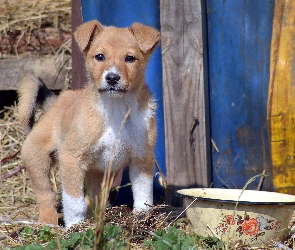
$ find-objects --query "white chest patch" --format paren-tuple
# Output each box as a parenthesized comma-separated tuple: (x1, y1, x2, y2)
(92, 93, 154, 171)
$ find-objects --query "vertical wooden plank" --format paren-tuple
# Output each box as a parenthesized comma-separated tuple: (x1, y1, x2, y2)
(160, 0, 210, 205)
(72, 0, 87, 89)
(268, 0, 295, 194)
(207, 1, 274, 190)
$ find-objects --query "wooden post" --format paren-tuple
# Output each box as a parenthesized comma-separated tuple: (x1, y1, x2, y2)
(160, 0, 211, 205)
(72, 0, 87, 89)
(268, 0, 295, 194)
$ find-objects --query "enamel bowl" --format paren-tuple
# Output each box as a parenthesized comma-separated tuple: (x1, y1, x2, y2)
(176, 188, 295, 247)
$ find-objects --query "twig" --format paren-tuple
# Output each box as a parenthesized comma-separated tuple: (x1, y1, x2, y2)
(1, 150, 20, 164)
(206, 224, 221, 239)
(256, 169, 267, 191)
(3, 165, 24, 179)
(0, 15, 48, 31)
(211, 139, 220, 153)
(0, 220, 55, 226)
(155, 211, 172, 230)
(168, 196, 198, 227)
(53, 57, 70, 87)
(110, 183, 131, 192)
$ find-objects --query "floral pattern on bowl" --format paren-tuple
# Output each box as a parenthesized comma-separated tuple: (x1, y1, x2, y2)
(215, 212, 281, 242)
(177, 188, 295, 247)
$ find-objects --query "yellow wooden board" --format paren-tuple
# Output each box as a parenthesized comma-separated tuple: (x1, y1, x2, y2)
(268, 0, 295, 194)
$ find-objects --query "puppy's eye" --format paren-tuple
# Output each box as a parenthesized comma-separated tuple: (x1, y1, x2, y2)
(95, 54, 105, 61)
(125, 55, 136, 63)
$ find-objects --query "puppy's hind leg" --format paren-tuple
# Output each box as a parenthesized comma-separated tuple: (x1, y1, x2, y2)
(21, 133, 58, 225)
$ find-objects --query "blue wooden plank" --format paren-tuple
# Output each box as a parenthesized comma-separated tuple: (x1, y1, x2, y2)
(80, 0, 165, 203)
(207, 0, 275, 190)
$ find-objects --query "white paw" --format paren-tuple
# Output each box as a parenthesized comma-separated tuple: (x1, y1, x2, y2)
(129, 168, 154, 214)
(62, 190, 87, 228)
(133, 200, 153, 213)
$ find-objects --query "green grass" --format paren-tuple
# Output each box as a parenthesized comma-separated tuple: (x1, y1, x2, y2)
(12, 223, 224, 250)
(144, 226, 223, 250)
(14, 224, 127, 250)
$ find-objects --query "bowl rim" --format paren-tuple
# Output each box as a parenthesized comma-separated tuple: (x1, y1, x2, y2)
(175, 188, 295, 205)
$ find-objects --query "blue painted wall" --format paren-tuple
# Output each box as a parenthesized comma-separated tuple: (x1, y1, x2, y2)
(81, 0, 165, 203)
(206, 0, 275, 190)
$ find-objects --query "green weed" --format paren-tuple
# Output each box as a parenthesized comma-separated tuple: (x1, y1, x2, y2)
(144, 226, 223, 250)
(15, 223, 127, 250)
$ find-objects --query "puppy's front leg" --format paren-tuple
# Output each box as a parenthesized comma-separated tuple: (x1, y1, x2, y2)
(129, 158, 154, 212)
(59, 151, 87, 228)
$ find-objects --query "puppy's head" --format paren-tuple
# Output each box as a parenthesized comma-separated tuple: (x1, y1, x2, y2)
(74, 20, 160, 96)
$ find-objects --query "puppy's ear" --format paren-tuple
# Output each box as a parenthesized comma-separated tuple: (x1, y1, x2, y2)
(129, 23, 160, 53)
(74, 20, 103, 52)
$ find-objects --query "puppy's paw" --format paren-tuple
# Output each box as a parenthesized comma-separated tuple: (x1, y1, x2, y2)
(62, 191, 87, 229)
(133, 203, 153, 213)
(38, 207, 58, 225)
(133, 204, 153, 220)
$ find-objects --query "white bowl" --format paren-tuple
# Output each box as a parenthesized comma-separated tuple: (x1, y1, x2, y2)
(176, 188, 295, 247)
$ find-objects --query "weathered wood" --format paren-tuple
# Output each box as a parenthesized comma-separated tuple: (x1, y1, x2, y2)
(160, 0, 211, 205)
(268, 0, 295, 194)
(0, 56, 70, 90)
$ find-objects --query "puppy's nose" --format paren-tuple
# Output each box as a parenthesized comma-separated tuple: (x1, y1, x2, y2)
(106, 73, 120, 85)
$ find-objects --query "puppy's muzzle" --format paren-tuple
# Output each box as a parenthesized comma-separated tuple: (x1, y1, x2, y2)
(106, 72, 120, 86)
(99, 72, 127, 94)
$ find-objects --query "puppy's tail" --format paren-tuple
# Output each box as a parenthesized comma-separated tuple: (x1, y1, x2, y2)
(18, 75, 57, 134)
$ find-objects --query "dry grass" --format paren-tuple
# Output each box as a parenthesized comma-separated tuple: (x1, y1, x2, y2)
(0, 0, 71, 57)
(0, 105, 36, 219)
(0, 105, 38, 248)
(0, 0, 71, 32)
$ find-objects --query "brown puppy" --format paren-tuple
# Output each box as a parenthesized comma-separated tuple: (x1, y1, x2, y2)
(18, 20, 160, 228)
